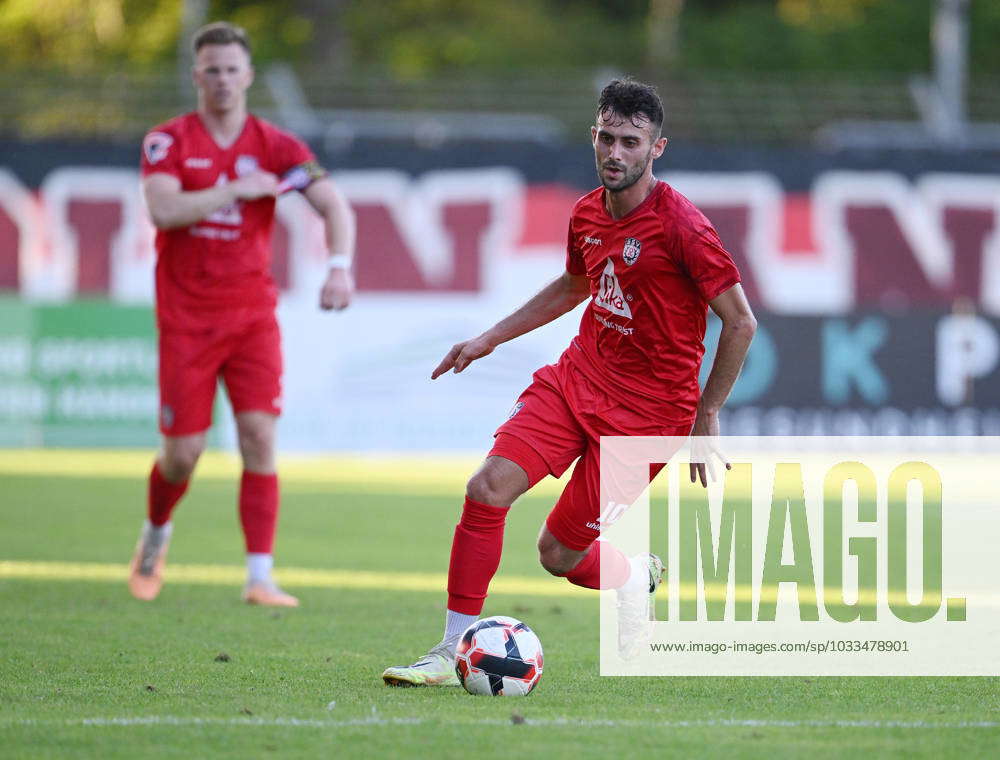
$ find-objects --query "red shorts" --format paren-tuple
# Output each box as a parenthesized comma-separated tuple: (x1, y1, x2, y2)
(158, 315, 282, 436)
(490, 356, 691, 551)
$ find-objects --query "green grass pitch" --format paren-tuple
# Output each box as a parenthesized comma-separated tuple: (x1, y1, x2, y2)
(1, 452, 998, 759)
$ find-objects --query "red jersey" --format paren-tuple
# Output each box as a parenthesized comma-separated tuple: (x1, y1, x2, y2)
(562, 181, 741, 423)
(140, 112, 315, 331)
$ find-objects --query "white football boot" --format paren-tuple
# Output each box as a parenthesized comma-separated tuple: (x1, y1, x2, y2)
(616, 553, 663, 660)
(382, 641, 461, 687)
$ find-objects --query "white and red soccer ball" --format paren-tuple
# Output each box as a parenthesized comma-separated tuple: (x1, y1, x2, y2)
(455, 615, 543, 696)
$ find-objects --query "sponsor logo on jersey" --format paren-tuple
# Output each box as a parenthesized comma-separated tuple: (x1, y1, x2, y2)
(595, 258, 632, 319)
(622, 237, 641, 265)
(595, 312, 634, 335)
(184, 157, 213, 169)
(235, 155, 259, 177)
(143, 132, 173, 165)
(205, 174, 242, 227)
(584, 235, 602, 246)
(507, 401, 525, 419)
(189, 225, 241, 240)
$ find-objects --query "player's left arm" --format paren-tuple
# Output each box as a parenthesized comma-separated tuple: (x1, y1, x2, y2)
(303, 177, 357, 311)
(700, 283, 756, 419)
(689, 283, 756, 482)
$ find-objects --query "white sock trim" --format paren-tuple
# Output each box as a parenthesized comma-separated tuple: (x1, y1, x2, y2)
(443, 610, 478, 646)
(246, 553, 274, 585)
(142, 519, 172, 546)
(619, 554, 650, 594)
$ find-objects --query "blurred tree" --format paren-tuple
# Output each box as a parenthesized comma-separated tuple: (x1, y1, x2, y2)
(0, 0, 995, 78)
(968, 0, 1000, 77)
(680, 0, 935, 72)
(208, 0, 313, 62)
(776, 0, 882, 29)
(295, 0, 351, 74)
(646, 0, 685, 69)
(0, 0, 181, 70)
(338, 0, 995, 77)
(342, 0, 646, 79)
(0, 0, 315, 72)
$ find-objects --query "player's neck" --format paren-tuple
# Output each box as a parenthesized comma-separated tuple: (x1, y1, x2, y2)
(197, 104, 249, 149)
(604, 174, 657, 220)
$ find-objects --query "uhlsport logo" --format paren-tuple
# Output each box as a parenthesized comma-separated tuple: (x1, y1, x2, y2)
(622, 237, 641, 265)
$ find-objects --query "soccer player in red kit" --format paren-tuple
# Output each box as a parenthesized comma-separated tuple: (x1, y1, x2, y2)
(382, 78, 756, 683)
(127, 22, 356, 607)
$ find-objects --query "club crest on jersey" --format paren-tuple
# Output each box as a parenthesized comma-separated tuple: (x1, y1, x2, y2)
(622, 237, 641, 266)
(235, 155, 259, 177)
(143, 132, 173, 165)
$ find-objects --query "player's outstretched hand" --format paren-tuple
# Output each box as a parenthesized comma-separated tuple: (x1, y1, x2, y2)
(431, 336, 495, 379)
(230, 171, 279, 200)
(689, 406, 731, 488)
(319, 268, 353, 311)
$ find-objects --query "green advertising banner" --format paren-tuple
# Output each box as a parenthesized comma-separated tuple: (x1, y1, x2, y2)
(0, 298, 217, 448)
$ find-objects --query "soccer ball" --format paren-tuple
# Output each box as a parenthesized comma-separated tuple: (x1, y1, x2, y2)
(455, 615, 543, 696)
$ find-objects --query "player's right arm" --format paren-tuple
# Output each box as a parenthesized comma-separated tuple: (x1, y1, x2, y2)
(431, 270, 590, 379)
(142, 171, 279, 230)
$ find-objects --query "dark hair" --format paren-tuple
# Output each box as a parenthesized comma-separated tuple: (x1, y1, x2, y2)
(597, 78, 664, 134)
(192, 21, 251, 55)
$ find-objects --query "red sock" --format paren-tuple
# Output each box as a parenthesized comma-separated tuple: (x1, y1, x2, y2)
(563, 540, 632, 590)
(239, 471, 279, 554)
(446, 497, 509, 615)
(148, 462, 188, 526)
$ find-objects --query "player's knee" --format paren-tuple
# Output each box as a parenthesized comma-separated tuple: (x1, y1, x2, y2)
(466, 470, 511, 507)
(537, 544, 576, 576)
(237, 425, 274, 462)
(465, 472, 491, 504)
(536, 535, 577, 576)
(161, 442, 203, 481)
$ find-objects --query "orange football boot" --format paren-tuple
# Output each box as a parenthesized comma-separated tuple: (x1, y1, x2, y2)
(242, 582, 300, 607)
(127, 528, 171, 601)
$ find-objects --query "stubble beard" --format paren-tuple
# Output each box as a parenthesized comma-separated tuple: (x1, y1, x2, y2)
(598, 152, 651, 193)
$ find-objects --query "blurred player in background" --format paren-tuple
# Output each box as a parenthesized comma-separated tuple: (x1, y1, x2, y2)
(128, 22, 356, 607)
(383, 78, 755, 683)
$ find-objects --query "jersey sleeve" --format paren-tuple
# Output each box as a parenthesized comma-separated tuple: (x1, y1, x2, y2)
(140, 128, 182, 179)
(269, 128, 329, 193)
(278, 132, 315, 171)
(674, 221, 741, 302)
(565, 218, 586, 275)
(273, 130, 318, 173)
